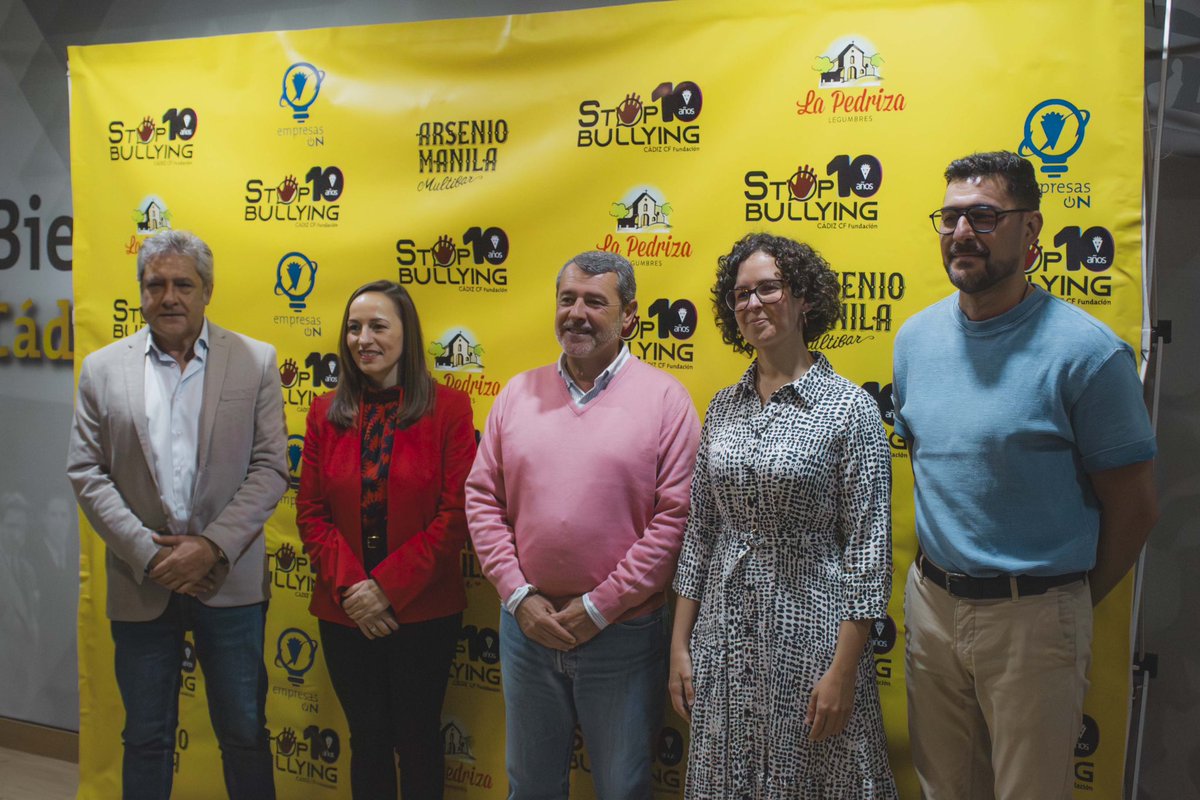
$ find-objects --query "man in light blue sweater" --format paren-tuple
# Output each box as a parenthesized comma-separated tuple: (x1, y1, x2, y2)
(893, 151, 1158, 800)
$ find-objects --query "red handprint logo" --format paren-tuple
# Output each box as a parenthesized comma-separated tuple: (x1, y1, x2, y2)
(616, 93, 643, 126)
(277, 175, 299, 204)
(137, 116, 156, 143)
(788, 165, 819, 202)
(279, 358, 299, 388)
(431, 235, 458, 267)
(276, 543, 297, 572)
(276, 727, 297, 756)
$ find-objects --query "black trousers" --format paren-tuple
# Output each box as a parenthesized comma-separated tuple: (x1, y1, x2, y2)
(319, 612, 461, 799)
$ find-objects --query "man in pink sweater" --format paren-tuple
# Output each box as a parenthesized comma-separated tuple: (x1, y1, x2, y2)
(467, 250, 700, 799)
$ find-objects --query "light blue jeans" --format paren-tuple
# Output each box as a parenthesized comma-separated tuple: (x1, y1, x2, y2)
(500, 605, 668, 800)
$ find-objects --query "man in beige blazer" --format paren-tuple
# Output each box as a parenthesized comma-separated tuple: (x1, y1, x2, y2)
(68, 230, 287, 800)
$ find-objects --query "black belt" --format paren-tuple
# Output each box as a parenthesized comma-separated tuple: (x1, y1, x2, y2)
(917, 552, 1085, 600)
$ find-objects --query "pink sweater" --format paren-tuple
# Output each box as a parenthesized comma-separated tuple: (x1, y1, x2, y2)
(466, 358, 700, 623)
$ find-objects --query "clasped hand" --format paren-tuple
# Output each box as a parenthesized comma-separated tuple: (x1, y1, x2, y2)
(342, 579, 398, 640)
(514, 594, 601, 651)
(148, 534, 220, 595)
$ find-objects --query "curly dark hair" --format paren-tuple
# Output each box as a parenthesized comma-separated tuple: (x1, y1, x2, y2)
(712, 233, 841, 356)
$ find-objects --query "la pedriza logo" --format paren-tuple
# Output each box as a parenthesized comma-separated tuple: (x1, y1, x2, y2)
(797, 36, 906, 122)
(595, 186, 693, 266)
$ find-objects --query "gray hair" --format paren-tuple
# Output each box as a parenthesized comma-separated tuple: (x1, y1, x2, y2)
(557, 251, 636, 308)
(137, 230, 215, 287)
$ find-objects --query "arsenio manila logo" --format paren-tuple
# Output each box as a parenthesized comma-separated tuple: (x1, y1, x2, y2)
(108, 107, 197, 162)
(416, 118, 510, 192)
(273, 725, 341, 788)
(1018, 98, 1094, 208)
(1025, 224, 1116, 308)
(269, 541, 314, 598)
(452, 623, 501, 692)
(443, 717, 496, 790)
(797, 37, 906, 122)
(279, 351, 339, 411)
(744, 155, 882, 229)
(396, 226, 510, 293)
(626, 297, 697, 371)
(595, 187, 693, 266)
(244, 166, 344, 225)
(577, 80, 702, 151)
(274, 626, 319, 686)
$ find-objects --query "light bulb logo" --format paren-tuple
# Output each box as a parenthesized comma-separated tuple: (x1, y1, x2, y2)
(274, 251, 318, 311)
(1018, 98, 1090, 178)
(280, 62, 326, 122)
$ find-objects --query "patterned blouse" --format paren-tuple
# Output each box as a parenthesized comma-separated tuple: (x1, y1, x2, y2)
(673, 353, 897, 799)
(359, 385, 400, 573)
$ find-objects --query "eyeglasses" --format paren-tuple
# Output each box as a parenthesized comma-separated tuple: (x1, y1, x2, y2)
(725, 280, 786, 311)
(929, 205, 1035, 235)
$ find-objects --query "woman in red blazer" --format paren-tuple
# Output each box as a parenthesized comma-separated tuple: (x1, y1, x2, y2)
(297, 280, 475, 800)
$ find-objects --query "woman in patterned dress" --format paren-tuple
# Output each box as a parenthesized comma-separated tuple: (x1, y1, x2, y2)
(669, 234, 898, 799)
(297, 280, 476, 799)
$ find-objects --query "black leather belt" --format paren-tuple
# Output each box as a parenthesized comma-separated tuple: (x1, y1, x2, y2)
(917, 552, 1085, 600)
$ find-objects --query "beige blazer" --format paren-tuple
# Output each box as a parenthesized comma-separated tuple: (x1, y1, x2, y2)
(68, 322, 288, 622)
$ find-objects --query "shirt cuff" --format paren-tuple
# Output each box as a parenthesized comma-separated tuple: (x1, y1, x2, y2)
(505, 584, 536, 615)
(581, 593, 609, 630)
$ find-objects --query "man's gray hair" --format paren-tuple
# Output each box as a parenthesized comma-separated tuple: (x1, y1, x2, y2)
(557, 251, 637, 307)
(137, 230, 215, 287)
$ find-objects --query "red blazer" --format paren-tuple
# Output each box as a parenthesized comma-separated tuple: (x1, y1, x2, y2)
(296, 384, 476, 626)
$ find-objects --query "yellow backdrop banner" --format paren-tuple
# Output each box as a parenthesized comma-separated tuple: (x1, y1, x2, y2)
(69, 1, 1143, 797)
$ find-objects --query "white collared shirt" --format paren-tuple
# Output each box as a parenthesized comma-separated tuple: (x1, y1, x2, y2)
(144, 320, 209, 536)
(556, 342, 631, 407)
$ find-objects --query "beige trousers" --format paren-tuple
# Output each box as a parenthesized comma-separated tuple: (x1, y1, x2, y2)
(903, 562, 1093, 800)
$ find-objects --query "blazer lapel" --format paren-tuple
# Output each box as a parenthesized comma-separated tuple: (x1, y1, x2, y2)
(196, 322, 230, 474)
(124, 329, 157, 480)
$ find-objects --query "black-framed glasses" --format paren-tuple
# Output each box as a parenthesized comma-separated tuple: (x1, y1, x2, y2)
(725, 280, 786, 311)
(929, 205, 1035, 235)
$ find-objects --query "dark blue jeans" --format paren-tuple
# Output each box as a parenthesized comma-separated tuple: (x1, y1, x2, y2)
(111, 594, 274, 800)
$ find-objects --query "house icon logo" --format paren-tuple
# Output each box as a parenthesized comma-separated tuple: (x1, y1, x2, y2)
(429, 330, 484, 372)
(442, 720, 475, 760)
(133, 196, 172, 235)
(611, 187, 672, 233)
(813, 37, 883, 88)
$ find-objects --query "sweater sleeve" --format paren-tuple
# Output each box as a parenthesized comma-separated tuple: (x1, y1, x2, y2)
(296, 402, 369, 604)
(465, 386, 529, 603)
(588, 382, 701, 622)
(370, 390, 477, 612)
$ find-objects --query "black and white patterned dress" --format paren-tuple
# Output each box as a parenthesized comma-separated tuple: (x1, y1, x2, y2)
(673, 354, 897, 799)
